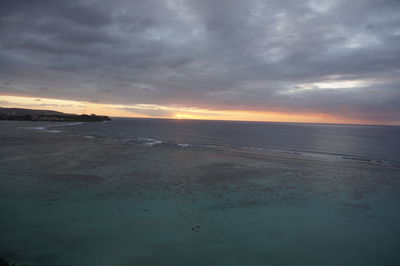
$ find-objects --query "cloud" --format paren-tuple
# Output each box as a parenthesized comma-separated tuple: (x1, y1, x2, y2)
(0, 0, 399, 123)
(116, 107, 174, 118)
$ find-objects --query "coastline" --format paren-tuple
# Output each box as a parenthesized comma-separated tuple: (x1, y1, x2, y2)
(0, 107, 111, 122)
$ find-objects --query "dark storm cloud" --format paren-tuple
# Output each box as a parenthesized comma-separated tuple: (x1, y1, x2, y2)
(0, 0, 399, 123)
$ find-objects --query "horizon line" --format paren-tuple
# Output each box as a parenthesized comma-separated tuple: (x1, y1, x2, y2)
(1, 94, 399, 127)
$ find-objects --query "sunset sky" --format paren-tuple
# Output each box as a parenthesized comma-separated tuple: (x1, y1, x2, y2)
(1, 0, 399, 125)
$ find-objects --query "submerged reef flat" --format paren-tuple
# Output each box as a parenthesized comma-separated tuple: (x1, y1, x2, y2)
(0, 121, 400, 266)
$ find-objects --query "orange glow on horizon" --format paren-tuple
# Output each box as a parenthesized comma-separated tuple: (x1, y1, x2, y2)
(0, 94, 393, 126)
(174, 113, 198, 119)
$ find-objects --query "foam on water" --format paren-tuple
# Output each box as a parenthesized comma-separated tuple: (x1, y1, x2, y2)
(45, 129, 61, 133)
(29, 122, 84, 134)
(26, 118, 400, 164)
(178, 143, 190, 147)
(30, 126, 46, 131)
(137, 138, 163, 146)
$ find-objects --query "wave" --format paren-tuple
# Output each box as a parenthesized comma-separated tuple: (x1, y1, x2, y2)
(29, 126, 60, 133)
(49, 122, 83, 127)
(31, 126, 46, 131)
(46, 129, 61, 133)
(235, 145, 398, 166)
(177, 143, 190, 147)
(28, 122, 84, 134)
(25, 124, 398, 166)
(137, 138, 163, 146)
(119, 138, 194, 148)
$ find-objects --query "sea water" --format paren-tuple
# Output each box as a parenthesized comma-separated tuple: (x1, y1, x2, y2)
(0, 119, 399, 265)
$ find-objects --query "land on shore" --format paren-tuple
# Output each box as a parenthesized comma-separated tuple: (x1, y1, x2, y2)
(0, 107, 111, 122)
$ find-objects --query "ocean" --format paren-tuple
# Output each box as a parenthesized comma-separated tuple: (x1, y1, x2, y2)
(1, 118, 400, 265)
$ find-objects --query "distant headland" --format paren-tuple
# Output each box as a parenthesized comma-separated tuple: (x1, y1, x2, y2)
(0, 107, 111, 122)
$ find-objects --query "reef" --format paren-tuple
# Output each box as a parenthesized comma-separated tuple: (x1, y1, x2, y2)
(0, 257, 27, 266)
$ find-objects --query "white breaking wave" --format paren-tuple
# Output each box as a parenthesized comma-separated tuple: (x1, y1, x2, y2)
(31, 126, 46, 131)
(28, 122, 83, 134)
(46, 130, 61, 133)
(137, 138, 163, 146)
(177, 143, 190, 147)
(49, 122, 83, 127)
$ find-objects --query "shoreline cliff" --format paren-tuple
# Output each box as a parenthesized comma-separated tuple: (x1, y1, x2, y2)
(0, 107, 111, 122)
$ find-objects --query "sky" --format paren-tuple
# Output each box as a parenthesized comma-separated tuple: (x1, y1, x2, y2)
(0, 0, 399, 125)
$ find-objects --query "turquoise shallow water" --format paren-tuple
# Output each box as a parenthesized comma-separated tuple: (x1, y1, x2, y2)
(1, 121, 400, 265)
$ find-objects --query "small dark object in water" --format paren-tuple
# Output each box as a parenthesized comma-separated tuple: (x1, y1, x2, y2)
(191, 225, 200, 232)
